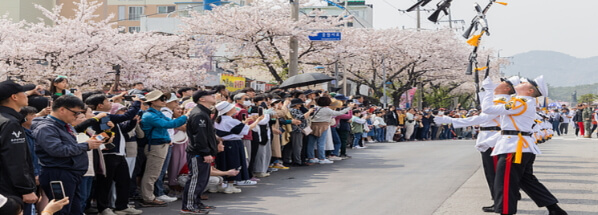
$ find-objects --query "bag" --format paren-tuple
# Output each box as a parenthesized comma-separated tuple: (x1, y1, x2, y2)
(303, 108, 323, 136)
(363, 124, 370, 132)
(302, 126, 313, 136)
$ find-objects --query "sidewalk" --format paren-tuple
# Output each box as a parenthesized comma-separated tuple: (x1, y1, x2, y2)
(433, 134, 598, 215)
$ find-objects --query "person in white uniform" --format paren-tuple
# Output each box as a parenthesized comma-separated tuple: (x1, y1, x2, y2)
(481, 76, 566, 215)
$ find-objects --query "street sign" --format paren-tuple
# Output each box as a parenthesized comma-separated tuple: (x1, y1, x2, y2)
(309, 32, 342, 41)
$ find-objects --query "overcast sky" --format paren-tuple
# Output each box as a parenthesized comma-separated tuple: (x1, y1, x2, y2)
(314, 0, 598, 58)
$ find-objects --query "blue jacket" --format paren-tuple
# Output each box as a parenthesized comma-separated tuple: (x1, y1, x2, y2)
(141, 107, 187, 145)
(31, 116, 88, 173)
(24, 128, 41, 176)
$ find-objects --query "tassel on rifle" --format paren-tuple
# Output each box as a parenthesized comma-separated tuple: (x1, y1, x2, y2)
(467, 34, 482, 46)
(496, 2, 508, 6)
(475, 66, 488, 71)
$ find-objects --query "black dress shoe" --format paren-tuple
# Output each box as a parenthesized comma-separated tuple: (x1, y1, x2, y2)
(482, 204, 494, 213)
(549, 209, 568, 215)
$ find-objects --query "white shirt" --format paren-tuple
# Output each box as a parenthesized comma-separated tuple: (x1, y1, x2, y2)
(215, 115, 250, 141)
(482, 94, 541, 156)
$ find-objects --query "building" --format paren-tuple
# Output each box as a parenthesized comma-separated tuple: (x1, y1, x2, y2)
(0, 0, 56, 25)
(300, 0, 373, 28)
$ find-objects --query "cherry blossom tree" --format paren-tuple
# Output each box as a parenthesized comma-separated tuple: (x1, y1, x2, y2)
(181, 0, 344, 83)
(0, 0, 208, 90)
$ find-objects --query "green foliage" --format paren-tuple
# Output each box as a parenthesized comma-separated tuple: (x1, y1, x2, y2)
(423, 87, 453, 108)
(578, 93, 598, 104)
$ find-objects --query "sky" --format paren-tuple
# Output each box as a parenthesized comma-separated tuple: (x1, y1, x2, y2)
(316, 0, 598, 58)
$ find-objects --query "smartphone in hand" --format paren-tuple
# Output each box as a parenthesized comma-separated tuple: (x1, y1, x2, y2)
(50, 181, 65, 200)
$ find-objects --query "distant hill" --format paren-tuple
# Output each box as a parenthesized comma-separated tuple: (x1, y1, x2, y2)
(501, 50, 598, 87)
(548, 83, 598, 103)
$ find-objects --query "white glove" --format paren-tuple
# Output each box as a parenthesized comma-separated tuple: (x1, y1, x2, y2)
(433, 116, 452, 124)
(481, 77, 497, 92)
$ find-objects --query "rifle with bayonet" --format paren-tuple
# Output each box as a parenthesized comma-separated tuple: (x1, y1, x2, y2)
(428, 0, 453, 23)
(464, 0, 506, 107)
(405, 0, 434, 12)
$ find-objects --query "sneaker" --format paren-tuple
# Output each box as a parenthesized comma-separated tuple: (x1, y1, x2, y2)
(100, 208, 117, 215)
(156, 195, 177, 203)
(253, 172, 270, 178)
(223, 185, 242, 194)
(114, 207, 143, 215)
(318, 159, 334, 164)
(180, 209, 209, 214)
(268, 167, 279, 172)
(272, 163, 290, 170)
(199, 203, 216, 211)
(235, 180, 258, 186)
(340, 155, 352, 159)
(141, 199, 167, 207)
(249, 177, 261, 182)
(328, 156, 342, 161)
(354, 146, 365, 149)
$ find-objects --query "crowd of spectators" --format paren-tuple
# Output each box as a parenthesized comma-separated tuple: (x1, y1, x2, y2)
(3, 76, 594, 215)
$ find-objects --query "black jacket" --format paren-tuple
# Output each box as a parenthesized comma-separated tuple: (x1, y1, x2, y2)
(0, 106, 36, 196)
(384, 111, 399, 126)
(186, 104, 218, 157)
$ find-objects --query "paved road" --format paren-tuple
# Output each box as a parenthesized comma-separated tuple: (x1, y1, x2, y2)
(140, 134, 598, 215)
(434, 134, 598, 215)
(141, 140, 481, 215)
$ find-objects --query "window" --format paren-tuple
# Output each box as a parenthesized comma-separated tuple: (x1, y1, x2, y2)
(157, 6, 176, 14)
(128, 6, 144, 20)
(118, 6, 125, 21)
(128, 26, 141, 33)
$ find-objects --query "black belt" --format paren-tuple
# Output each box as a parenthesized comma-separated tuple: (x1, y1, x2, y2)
(501, 130, 533, 137)
(480, 126, 501, 131)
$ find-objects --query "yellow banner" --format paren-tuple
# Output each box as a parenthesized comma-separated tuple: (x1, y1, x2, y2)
(220, 74, 246, 92)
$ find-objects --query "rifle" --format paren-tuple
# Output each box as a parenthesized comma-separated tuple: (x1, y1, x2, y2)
(463, 0, 507, 39)
(406, 0, 433, 12)
(428, 0, 453, 23)
(484, 55, 491, 79)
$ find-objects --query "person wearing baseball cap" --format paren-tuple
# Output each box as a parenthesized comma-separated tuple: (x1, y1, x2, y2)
(0, 80, 38, 207)
(182, 89, 219, 213)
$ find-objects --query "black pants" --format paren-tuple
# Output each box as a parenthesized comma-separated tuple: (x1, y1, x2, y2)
(40, 168, 84, 215)
(338, 130, 349, 156)
(182, 155, 211, 211)
(283, 131, 303, 164)
(494, 153, 558, 214)
(559, 123, 568, 135)
(216, 140, 249, 181)
(96, 155, 130, 211)
(481, 148, 496, 200)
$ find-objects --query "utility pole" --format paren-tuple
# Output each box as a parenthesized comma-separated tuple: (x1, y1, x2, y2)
(342, 0, 348, 95)
(416, 6, 421, 31)
(289, 0, 299, 78)
(382, 56, 387, 108)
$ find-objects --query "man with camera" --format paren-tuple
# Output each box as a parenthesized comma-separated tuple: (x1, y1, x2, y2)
(32, 95, 104, 215)
(85, 94, 142, 215)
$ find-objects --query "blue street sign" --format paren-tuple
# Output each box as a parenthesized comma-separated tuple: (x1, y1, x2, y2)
(309, 32, 342, 41)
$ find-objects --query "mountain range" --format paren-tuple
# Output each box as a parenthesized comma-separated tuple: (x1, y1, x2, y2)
(501, 50, 598, 87)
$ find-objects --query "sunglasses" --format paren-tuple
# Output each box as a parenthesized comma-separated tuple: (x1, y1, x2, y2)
(159, 96, 168, 102)
(65, 107, 85, 116)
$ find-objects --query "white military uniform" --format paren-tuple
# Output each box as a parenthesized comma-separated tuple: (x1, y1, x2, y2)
(482, 94, 542, 159)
